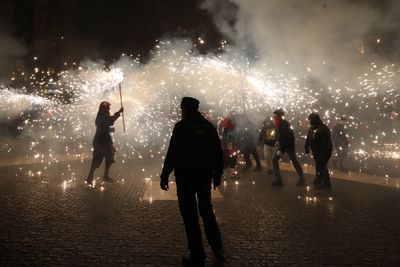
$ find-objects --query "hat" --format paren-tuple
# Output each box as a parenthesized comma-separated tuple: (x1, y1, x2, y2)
(273, 108, 285, 116)
(180, 97, 199, 111)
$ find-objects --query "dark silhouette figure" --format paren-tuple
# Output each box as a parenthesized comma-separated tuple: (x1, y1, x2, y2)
(86, 101, 123, 184)
(332, 117, 349, 171)
(305, 113, 333, 189)
(271, 109, 305, 186)
(160, 97, 224, 266)
(239, 115, 262, 171)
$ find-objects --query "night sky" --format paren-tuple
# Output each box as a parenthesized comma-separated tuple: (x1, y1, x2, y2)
(1, 0, 399, 71)
(76, 0, 223, 57)
(75, 0, 396, 60)
(6, 0, 225, 64)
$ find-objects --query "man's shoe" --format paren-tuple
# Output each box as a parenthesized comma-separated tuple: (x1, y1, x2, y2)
(85, 176, 93, 185)
(296, 179, 306, 186)
(182, 255, 205, 267)
(213, 248, 225, 262)
(271, 180, 283, 186)
(102, 176, 114, 183)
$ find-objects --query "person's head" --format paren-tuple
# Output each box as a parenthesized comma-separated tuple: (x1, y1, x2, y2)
(273, 108, 285, 119)
(180, 97, 199, 118)
(308, 112, 322, 126)
(273, 109, 285, 126)
(263, 118, 274, 127)
(99, 101, 111, 114)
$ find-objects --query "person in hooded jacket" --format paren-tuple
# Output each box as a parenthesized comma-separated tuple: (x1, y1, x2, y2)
(86, 101, 123, 184)
(160, 97, 224, 266)
(271, 109, 305, 186)
(305, 112, 333, 189)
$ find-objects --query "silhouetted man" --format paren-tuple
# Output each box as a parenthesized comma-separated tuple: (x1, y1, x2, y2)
(271, 109, 305, 186)
(305, 113, 333, 189)
(160, 97, 224, 266)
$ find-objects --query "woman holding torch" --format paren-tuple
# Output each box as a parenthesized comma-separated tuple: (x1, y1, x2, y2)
(86, 101, 124, 185)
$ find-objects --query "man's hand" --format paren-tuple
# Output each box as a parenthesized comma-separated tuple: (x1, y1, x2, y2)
(212, 175, 222, 190)
(276, 150, 282, 157)
(160, 176, 169, 191)
(118, 107, 124, 114)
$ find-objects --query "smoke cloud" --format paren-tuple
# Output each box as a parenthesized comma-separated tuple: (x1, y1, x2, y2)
(201, 0, 395, 81)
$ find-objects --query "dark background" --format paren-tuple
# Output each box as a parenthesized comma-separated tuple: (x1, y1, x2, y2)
(0, 0, 224, 68)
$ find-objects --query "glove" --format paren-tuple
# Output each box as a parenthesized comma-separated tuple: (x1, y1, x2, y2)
(212, 175, 222, 189)
(160, 175, 169, 191)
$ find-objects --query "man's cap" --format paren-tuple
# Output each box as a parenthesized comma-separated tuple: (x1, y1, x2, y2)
(180, 97, 199, 111)
(273, 108, 285, 116)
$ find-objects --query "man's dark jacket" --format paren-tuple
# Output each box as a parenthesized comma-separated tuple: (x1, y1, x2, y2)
(161, 112, 224, 180)
(277, 119, 295, 151)
(305, 120, 333, 155)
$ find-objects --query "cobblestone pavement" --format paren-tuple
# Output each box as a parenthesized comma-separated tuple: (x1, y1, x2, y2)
(0, 158, 400, 266)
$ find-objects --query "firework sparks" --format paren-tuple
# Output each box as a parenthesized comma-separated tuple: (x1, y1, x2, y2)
(1, 40, 399, 179)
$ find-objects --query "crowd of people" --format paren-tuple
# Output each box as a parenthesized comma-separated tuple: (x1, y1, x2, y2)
(217, 107, 349, 189)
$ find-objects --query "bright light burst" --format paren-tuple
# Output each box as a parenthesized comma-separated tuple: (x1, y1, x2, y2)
(0, 40, 399, 178)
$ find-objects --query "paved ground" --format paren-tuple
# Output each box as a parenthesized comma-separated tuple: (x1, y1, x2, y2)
(1, 156, 400, 266)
